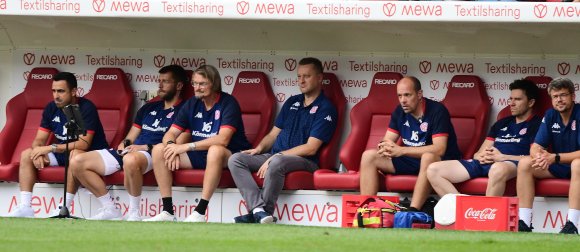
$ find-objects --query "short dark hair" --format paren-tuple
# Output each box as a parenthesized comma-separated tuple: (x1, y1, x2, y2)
(53, 72, 77, 90)
(406, 76, 422, 92)
(548, 77, 575, 95)
(194, 65, 221, 93)
(159, 64, 188, 85)
(298, 57, 323, 74)
(509, 79, 539, 101)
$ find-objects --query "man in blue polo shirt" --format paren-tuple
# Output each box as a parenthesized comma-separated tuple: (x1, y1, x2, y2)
(427, 79, 541, 197)
(228, 57, 338, 224)
(518, 78, 580, 234)
(359, 76, 461, 213)
(70, 65, 188, 221)
(7, 72, 108, 218)
(144, 65, 251, 222)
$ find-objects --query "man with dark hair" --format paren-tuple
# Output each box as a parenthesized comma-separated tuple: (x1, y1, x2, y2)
(427, 79, 541, 196)
(518, 78, 580, 234)
(228, 57, 338, 224)
(6, 72, 108, 218)
(71, 65, 187, 221)
(359, 76, 461, 213)
(144, 65, 251, 222)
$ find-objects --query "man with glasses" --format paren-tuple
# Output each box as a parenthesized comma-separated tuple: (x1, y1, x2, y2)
(517, 78, 580, 234)
(144, 65, 251, 222)
(70, 65, 187, 221)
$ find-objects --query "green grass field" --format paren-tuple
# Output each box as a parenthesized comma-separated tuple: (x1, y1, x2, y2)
(1, 218, 578, 252)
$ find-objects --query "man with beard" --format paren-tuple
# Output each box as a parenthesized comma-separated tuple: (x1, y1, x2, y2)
(6, 72, 108, 218)
(70, 65, 188, 221)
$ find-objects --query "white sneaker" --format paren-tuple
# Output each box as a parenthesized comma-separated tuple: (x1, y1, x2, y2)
(89, 205, 122, 220)
(183, 211, 206, 223)
(126, 210, 142, 222)
(143, 211, 176, 222)
(6, 205, 34, 218)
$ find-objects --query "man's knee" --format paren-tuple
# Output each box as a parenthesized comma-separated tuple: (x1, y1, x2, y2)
(360, 149, 379, 170)
(228, 152, 245, 171)
(488, 164, 511, 182)
(265, 156, 287, 176)
(208, 145, 228, 158)
(571, 159, 580, 175)
(426, 162, 442, 180)
(123, 154, 141, 174)
(151, 144, 164, 158)
(70, 154, 87, 174)
(517, 156, 534, 174)
(19, 148, 33, 163)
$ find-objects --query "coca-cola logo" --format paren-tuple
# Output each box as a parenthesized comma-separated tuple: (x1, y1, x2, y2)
(93, 0, 106, 13)
(382, 3, 396, 17)
(153, 55, 166, 68)
(464, 207, 497, 221)
(419, 61, 431, 74)
(534, 4, 547, 19)
(429, 80, 439, 90)
(23, 71, 30, 81)
(224, 75, 234, 85)
(557, 62, 570, 76)
(285, 58, 297, 71)
(237, 1, 250, 15)
(276, 93, 286, 102)
(23, 53, 35, 65)
(76, 87, 85, 97)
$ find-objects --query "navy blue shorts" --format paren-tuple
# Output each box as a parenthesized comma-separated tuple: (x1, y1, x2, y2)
(54, 153, 67, 166)
(548, 163, 571, 179)
(186, 151, 208, 169)
(459, 159, 518, 179)
(392, 156, 420, 175)
(106, 149, 124, 166)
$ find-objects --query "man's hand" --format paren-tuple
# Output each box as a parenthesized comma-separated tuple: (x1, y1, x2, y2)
(532, 149, 552, 170)
(119, 144, 147, 156)
(381, 140, 404, 158)
(163, 143, 188, 171)
(483, 147, 505, 163)
(257, 156, 274, 179)
(30, 146, 51, 169)
(241, 148, 261, 155)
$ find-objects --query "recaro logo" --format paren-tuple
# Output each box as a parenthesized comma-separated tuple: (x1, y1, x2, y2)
(30, 74, 53, 80)
(224, 75, 234, 86)
(23, 53, 36, 65)
(93, 0, 106, 13)
(284, 58, 297, 71)
(536, 83, 548, 89)
(96, 74, 118, 80)
(382, 3, 396, 17)
(238, 78, 260, 84)
(153, 55, 166, 68)
(557, 62, 570, 76)
(534, 4, 547, 19)
(419, 61, 431, 74)
(452, 82, 474, 88)
(322, 79, 330, 85)
(276, 93, 286, 102)
(429, 80, 439, 90)
(237, 1, 249, 15)
(374, 79, 397, 85)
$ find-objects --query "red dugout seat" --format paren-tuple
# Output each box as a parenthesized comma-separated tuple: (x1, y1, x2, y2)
(314, 72, 403, 190)
(386, 75, 490, 192)
(173, 71, 276, 188)
(38, 68, 134, 183)
(0, 68, 59, 182)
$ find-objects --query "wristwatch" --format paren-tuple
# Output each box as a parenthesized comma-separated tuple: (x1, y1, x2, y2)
(166, 140, 175, 145)
(50, 144, 57, 153)
(188, 142, 196, 151)
(555, 153, 561, 164)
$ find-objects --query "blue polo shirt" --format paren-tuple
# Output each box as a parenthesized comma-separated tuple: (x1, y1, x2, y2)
(40, 97, 108, 150)
(172, 92, 251, 153)
(271, 92, 338, 163)
(133, 100, 184, 145)
(487, 115, 541, 156)
(535, 104, 580, 154)
(387, 98, 461, 160)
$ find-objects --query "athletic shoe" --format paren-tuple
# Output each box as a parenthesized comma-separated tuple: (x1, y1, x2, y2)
(89, 205, 122, 220)
(233, 213, 255, 223)
(518, 220, 533, 232)
(143, 211, 176, 222)
(184, 211, 206, 223)
(126, 210, 142, 222)
(253, 211, 274, 224)
(6, 205, 34, 218)
(559, 221, 579, 234)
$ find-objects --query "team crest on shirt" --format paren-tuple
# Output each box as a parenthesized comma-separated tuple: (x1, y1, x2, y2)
(519, 128, 527, 135)
(215, 110, 221, 120)
(310, 106, 318, 114)
(420, 122, 428, 132)
(167, 111, 174, 118)
(573, 120, 577, 131)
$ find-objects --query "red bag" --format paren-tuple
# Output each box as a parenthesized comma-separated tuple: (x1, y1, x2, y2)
(353, 197, 400, 228)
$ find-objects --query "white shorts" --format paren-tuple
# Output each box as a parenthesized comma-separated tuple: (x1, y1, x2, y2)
(47, 152, 59, 166)
(96, 149, 153, 176)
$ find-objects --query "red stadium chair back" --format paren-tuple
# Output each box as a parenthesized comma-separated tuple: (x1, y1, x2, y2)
(317, 73, 347, 170)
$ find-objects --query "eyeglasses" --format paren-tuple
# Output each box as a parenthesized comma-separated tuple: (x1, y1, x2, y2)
(193, 82, 210, 88)
(551, 93, 571, 100)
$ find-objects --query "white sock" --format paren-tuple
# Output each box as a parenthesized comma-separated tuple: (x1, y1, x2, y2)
(65, 193, 75, 209)
(129, 195, 141, 213)
(567, 209, 580, 228)
(519, 208, 533, 226)
(20, 191, 32, 207)
(98, 193, 114, 208)
(252, 207, 265, 214)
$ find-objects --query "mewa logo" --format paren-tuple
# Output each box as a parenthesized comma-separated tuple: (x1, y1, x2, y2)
(23, 53, 75, 65)
(236, 1, 294, 15)
(418, 61, 473, 74)
(238, 200, 338, 223)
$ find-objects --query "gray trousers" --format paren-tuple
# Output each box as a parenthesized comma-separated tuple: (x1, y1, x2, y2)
(228, 153, 318, 214)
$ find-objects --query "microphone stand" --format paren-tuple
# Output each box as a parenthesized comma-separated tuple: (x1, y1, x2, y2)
(50, 120, 81, 219)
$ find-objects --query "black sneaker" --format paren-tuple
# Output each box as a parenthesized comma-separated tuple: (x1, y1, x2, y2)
(559, 221, 579, 234)
(233, 213, 255, 223)
(518, 220, 533, 232)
